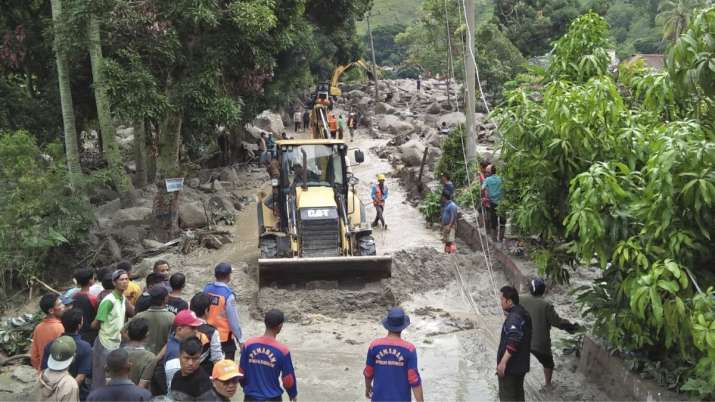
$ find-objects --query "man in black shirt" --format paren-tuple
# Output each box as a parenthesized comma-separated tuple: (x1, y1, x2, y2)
(134, 273, 164, 314)
(497, 286, 532, 402)
(170, 337, 212, 401)
(168, 273, 189, 315)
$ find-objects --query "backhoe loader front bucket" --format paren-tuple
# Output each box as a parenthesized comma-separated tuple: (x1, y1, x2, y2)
(258, 255, 392, 287)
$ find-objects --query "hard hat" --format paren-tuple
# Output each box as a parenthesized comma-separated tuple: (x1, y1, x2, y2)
(377, 174, 385, 181)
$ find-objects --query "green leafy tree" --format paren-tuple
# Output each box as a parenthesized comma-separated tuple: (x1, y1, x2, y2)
(0, 131, 93, 295)
(657, 0, 707, 42)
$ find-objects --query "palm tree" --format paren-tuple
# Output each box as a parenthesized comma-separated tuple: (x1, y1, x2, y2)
(657, 0, 704, 43)
(49, 0, 81, 182)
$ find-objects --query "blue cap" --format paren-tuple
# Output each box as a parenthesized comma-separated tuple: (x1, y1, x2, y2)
(382, 307, 411, 332)
(215, 262, 232, 276)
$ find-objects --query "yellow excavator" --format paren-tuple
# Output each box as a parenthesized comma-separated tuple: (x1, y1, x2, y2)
(256, 139, 392, 286)
(329, 59, 375, 97)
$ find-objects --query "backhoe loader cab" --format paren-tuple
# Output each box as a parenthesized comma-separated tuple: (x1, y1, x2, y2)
(256, 139, 391, 285)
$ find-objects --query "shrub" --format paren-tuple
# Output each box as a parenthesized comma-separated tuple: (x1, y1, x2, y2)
(0, 131, 93, 294)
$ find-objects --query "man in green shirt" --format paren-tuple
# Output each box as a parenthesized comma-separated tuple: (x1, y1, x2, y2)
(125, 317, 157, 389)
(520, 278, 578, 388)
(91, 269, 129, 390)
(123, 286, 174, 354)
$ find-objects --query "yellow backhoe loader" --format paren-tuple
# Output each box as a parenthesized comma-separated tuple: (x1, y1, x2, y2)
(256, 139, 391, 285)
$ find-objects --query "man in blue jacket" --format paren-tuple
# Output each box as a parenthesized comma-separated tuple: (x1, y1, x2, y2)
(497, 286, 532, 401)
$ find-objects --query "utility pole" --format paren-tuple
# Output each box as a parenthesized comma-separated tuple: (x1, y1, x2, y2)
(463, 0, 477, 161)
(367, 12, 379, 101)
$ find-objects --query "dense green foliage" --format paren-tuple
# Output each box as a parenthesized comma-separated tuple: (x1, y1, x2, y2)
(0, 131, 93, 294)
(362, 24, 408, 65)
(493, 0, 580, 57)
(494, 10, 715, 396)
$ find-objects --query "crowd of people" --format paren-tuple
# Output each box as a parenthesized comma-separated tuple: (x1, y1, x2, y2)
(30, 260, 282, 402)
(29, 256, 577, 402)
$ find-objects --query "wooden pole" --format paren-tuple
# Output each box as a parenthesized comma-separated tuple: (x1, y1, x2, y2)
(463, 0, 477, 161)
(367, 12, 379, 101)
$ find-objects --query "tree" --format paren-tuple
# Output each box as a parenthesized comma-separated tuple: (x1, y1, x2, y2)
(86, 5, 136, 206)
(493, 0, 580, 57)
(657, 0, 705, 43)
(49, 0, 80, 181)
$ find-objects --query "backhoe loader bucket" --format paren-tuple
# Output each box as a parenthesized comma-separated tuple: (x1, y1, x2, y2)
(258, 255, 392, 287)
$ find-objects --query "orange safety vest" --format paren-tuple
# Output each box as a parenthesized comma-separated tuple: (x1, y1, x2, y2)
(203, 283, 233, 342)
(373, 184, 385, 206)
(328, 114, 338, 132)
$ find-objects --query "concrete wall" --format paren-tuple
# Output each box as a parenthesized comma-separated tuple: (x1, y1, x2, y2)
(578, 336, 685, 401)
(455, 217, 686, 402)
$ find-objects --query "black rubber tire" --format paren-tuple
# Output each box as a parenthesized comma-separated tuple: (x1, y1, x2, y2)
(357, 235, 377, 256)
(260, 237, 278, 258)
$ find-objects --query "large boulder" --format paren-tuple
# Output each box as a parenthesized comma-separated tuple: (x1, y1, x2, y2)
(399, 139, 427, 167)
(423, 128, 443, 147)
(244, 124, 263, 140)
(253, 110, 284, 134)
(375, 115, 414, 136)
(374, 102, 396, 115)
(347, 89, 367, 99)
(438, 111, 466, 128)
(112, 206, 152, 227)
(426, 102, 442, 114)
(179, 201, 208, 229)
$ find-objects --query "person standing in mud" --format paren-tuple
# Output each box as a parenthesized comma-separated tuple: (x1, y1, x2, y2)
(497, 286, 532, 402)
(364, 307, 424, 402)
(239, 309, 297, 402)
(441, 191, 458, 254)
(371, 174, 389, 229)
(204, 262, 244, 360)
(520, 278, 579, 389)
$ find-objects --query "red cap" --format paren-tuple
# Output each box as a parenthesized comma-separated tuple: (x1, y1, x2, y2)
(174, 310, 203, 327)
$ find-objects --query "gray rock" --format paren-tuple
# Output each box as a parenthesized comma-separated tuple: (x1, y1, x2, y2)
(202, 235, 223, 249)
(187, 178, 200, 188)
(374, 102, 396, 115)
(399, 139, 427, 167)
(426, 102, 442, 114)
(112, 206, 152, 226)
(424, 128, 443, 147)
(179, 201, 208, 229)
(244, 124, 263, 140)
(253, 110, 285, 134)
(11, 366, 37, 384)
(95, 198, 121, 221)
(218, 167, 239, 184)
(107, 236, 123, 260)
(347, 89, 367, 99)
(439, 111, 466, 127)
(375, 115, 414, 136)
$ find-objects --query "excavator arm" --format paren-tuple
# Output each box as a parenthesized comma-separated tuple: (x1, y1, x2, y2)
(330, 59, 376, 97)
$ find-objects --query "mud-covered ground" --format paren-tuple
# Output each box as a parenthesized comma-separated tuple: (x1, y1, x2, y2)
(161, 122, 610, 401)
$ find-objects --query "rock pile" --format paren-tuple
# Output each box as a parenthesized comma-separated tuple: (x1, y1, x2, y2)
(342, 79, 498, 192)
(90, 165, 247, 270)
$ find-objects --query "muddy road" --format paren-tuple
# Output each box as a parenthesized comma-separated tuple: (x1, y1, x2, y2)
(171, 125, 608, 401)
